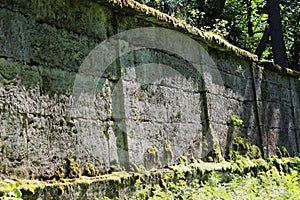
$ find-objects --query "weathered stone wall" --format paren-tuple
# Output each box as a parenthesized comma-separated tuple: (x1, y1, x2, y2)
(0, 0, 299, 179)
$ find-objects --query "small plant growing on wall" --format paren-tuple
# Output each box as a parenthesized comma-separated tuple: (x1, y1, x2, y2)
(144, 145, 161, 169)
(236, 65, 243, 74)
(225, 116, 245, 160)
(230, 115, 244, 127)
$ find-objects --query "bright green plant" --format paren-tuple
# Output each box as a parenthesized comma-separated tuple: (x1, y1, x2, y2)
(230, 115, 244, 127)
(0, 181, 22, 199)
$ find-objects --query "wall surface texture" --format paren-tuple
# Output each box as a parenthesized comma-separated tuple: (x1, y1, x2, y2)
(0, 0, 299, 179)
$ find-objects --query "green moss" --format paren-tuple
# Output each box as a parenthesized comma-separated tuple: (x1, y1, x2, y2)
(269, 157, 300, 175)
(144, 145, 160, 169)
(83, 163, 100, 177)
(2, 156, 300, 199)
(234, 156, 256, 174)
(227, 149, 237, 161)
(54, 158, 82, 179)
(0, 59, 20, 80)
(248, 145, 262, 159)
(162, 141, 173, 166)
(55, 166, 66, 180)
(232, 136, 249, 156)
(108, 165, 118, 173)
(0, 179, 46, 198)
(105, 0, 258, 62)
(228, 137, 262, 162)
(147, 145, 158, 154)
(236, 65, 243, 74)
(135, 187, 151, 199)
(190, 156, 198, 164)
(202, 127, 224, 163)
(281, 146, 290, 157)
(177, 155, 188, 165)
(212, 142, 224, 163)
(169, 164, 192, 177)
(260, 61, 300, 78)
(230, 115, 244, 127)
(252, 158, 269, 171)
(276, 146, 290, 158)
(65, 158, 81, 178)
(276, 146, 283, 158)
(130, 162, 140, 172)
(207, 156, 214, 162)
(204, 143, 224, 163)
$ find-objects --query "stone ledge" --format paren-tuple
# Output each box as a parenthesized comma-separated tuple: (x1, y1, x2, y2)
(95, 0, 258, 62)
(259, 61, 300, 78)
(2, 156, 299, 199)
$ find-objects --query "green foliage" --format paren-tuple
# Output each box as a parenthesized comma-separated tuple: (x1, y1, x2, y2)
(230, 115, 244, 127)
(145, 145, 161, 169)
(232, 137, 248, 153)
(162, 141, 174, 166)
(176, 155, 188, 165)
(1, 156, 300, 199)
(276, 146, 290, 158)
(0, 182, 22, 199)
(65, 157, 81, 178)
(55, 158, 82, 179)
(132, 161, 300, 200)
(83, 163, 100, 177)
(236, 65, 243, 74)
(55, 166, 66, 179)
(281, 146, 290, 157)
(0, 179, 47, 199)
(248, 145, 262, 159)
(147, 146, 158, 154)
(223, 0, 267, 52)
(139, 0, 299, 68)
(227, 136, 262, 160)
(281, 1, 300, 68)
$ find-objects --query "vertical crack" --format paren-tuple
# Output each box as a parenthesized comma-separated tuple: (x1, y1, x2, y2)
(289, 78, 299, 152)
(250, 63, 265, 157)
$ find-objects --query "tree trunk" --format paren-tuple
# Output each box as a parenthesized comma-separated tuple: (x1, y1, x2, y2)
(255, 25, 270, 59)
(205, 0, 226, 27)
(247, 0, 253, 37)
(267, 0, 287, 68)
(217, 0, 226, 17)
(196, 0, 206, 27)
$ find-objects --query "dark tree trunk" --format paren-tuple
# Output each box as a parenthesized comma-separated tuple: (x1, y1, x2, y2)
(255, 26, 270, 59)
(205, 0, 226, 27)
(199, 0, 205, 8)
(196, 0, 206, 27)
(267, 0, 287, 68)
(247, 0, 253, 37)
(217, 0, 226, 17)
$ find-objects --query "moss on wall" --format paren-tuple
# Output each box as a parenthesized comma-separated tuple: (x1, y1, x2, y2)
(0, 0, 300, 185)
(1, 155, 299, 199)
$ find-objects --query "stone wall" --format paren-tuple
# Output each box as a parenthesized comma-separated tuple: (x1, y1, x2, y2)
(0, 0, 299, 179)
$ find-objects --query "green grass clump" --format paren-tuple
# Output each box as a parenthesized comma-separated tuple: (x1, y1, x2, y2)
(132, 167, 300, 200)
(1, 156, 300, 199)
(130, 156, 300, 200)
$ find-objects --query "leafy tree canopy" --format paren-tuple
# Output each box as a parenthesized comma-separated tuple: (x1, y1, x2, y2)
(137, 0, 300, 70)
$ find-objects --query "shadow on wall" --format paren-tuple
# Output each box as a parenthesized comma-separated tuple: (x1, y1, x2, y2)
(255, 65, 300, 157)
(90, 48, 212, 169)
(206, 48, 300, 159)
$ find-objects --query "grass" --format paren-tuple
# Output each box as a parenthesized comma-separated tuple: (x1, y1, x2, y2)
(132, 166, 300, 200)
(1, 156, 300, 199)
